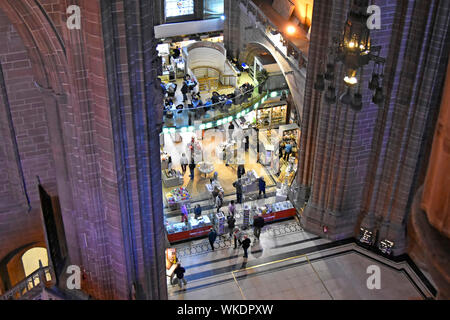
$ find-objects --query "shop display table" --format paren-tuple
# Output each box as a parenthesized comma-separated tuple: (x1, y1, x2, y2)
(206, 181, 224, 195)
(166, 215, 212, 243)
(262, 201, 296, 223)
(165, 187, 191, 210)
(248, 200, 297, 224)
(162, 169, 184, 187)
(241, 169, 259, 193)
(197, 161, 214, 178)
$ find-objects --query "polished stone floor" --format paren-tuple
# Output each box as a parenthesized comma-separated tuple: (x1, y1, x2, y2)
(167, 219, 436, 300)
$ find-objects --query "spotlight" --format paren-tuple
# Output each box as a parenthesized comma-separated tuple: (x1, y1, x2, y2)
(220, 15, 225, 21)
(287, 26, 296, 34)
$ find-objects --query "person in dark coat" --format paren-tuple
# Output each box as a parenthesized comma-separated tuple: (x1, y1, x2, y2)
(233, 179, 243, 204)
(241, 235, 251, 258)
(188, 162, 196, 180)
(253, 214, 265, 240)
(173, 263, 187, 289)
(227, 215, 236, 237)
(237, 164, 246, 179)
(208, 228, 217, 251)
(258, 177, 266, 199)
(181, 82, 189, 102)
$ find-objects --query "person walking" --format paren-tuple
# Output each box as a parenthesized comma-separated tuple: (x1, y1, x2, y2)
(173, 263, 187, 290)
(228, 200, 236, 217)
(188, 161, 196, 180)
(253, 214, 265, 241)
(208, 228, 217, 251)
(233, 227, 242, 249)
(233, 179, 243, 204)
(284, 142, 292, 161)
(228, 122, 235, 141)
(258, 176, 266, 199)
(181, 82, 189, 102)
(237, 164, 246, 179)
(215, 192, 224, 213)
(180, 153, 188, 175)
(241, 235, 251, 258)
(227, 214, 236, 238)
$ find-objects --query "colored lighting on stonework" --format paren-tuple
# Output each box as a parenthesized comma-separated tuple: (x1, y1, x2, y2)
(169, 128, 176, 133)
(217, 119, 223, 126)
(227, 116, 233, 122)
(206, 122, 213, 128)
(188, 126, 194, 132)
(287, 26, 296, 35)
(270, 91, 278, 97)
(199, 124, 206, 130)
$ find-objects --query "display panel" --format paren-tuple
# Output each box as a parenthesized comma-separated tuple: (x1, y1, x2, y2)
(165, 0, 194, 18)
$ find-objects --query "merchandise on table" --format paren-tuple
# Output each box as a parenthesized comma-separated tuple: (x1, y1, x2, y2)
(166, 221, 190, 234)
(166, 187, 191, 205)
(189, 215, 211, 229)
(241, 169, 259, 193)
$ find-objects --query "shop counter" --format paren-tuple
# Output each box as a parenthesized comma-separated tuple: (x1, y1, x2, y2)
(255, 201, 297, 223)
(166, 215, 213, 243)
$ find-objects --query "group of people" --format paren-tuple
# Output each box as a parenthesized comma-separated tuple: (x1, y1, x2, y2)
(161, 73, 257, 120)
(279, 140, 294, 161)
(207, 200, 265, 259)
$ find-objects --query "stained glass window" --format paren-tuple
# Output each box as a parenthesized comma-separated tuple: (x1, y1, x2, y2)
(165, 0, 195, 18)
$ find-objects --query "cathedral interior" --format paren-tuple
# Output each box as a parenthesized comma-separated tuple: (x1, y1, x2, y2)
(0, 0, 448, 301)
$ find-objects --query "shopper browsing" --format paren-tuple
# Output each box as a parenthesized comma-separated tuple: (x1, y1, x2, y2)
(194, 204, 202, 219)
(180, 204, 188, 223)
(258, 176, 266, 199)
(233, 179, 243, 204)
(215, 192, 224, 213)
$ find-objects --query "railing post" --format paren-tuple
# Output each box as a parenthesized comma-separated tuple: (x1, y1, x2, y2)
(38, 260, 46, 288)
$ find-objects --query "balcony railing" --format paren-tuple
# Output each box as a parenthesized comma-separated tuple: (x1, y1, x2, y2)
(162, 82, 267, 132)
(0, 266, 53, 300)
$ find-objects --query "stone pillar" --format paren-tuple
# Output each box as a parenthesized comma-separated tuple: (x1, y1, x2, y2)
(35, 85, 80, 274)
(359, 0, 450, 255)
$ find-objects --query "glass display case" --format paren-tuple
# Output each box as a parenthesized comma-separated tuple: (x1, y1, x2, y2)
(165, 214, 213, 243)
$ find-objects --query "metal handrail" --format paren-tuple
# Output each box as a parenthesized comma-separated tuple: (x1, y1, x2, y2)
(0, 266, 52, 300)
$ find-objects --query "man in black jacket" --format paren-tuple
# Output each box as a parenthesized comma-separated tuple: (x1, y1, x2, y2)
(253, 214, 265, 241)
(241, 235, 251, 258)
(237, 164, 245, 179)
(227, 214, 236, 237)
(233, 179, 243, 204)
(173, 263, 187, 289)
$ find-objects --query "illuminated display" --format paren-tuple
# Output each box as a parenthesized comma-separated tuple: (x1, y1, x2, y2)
(165, 0, 194, 18)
